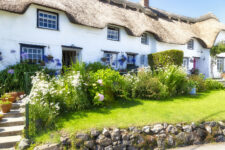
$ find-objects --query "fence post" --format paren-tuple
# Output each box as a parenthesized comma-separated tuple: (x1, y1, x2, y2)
(25, 102, 29, 139)
(24, 72, 29, 94)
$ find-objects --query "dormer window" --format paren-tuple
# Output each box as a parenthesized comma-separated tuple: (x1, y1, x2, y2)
(187, 39, 194, 50)
(141, 33, 148, 45)
(37, 9, 59, 30)
(107, 26, 120, 41)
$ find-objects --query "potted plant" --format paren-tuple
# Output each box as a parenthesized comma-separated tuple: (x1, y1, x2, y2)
(101, 57, 107, 63)
(0, 101, 12, 113)
(9, 92, 19, 99)
(189, 80, 197, 95)
(18, 91, 25, 97)
(1, 94, 16, 103)
(40, 61, 45, 66)
(0, 114, 3, 121)
(47, 55, 54, 61)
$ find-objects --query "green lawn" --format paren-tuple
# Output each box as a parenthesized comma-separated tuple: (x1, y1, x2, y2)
(34, 90, 225, 143)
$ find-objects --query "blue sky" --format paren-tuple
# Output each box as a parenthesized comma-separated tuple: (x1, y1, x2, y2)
(130, 0, 225, 23)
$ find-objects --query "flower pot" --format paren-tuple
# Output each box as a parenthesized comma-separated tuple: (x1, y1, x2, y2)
(0, 103, 12, 113)
(0, 115, 3, 121)
(190, 87, 196, 95)
(1, 97, 16, 103)
(18, 91, 25, 98)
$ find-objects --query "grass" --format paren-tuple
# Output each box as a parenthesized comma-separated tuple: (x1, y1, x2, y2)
(34, 90, 225, 143)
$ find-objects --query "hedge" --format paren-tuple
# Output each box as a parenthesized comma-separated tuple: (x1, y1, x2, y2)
(148, 50, 184, 70)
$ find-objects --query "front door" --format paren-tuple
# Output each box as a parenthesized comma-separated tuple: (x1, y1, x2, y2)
(62, 50, 77, 66)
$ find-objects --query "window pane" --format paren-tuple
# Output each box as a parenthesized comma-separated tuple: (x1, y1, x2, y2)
(38, 11, 58, 30)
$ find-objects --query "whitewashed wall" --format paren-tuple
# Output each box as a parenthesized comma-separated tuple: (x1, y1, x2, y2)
(212, 31, 225, 78)
(156, 39, 211, 78)
(0, 4, 154, 71)
(0, 4, 216, 78)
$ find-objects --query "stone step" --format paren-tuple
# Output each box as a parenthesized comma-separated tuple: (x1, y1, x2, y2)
(0, 135, 21, 149)
(0, 109, 25, 118)
(0, 116, 25, 127)
(12, 103, 25, 109)
(0, 125, 24, 137)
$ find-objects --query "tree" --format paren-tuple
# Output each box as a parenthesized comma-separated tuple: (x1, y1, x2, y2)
(210, 42, 225, 78)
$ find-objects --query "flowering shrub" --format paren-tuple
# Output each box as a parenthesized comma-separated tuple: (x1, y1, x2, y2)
(155, 65, 190, 96)
(89, 69, 124, 105)
(131, 67, 169, 99)
(189, 74, 206, 92)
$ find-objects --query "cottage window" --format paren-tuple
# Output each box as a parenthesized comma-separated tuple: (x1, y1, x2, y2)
(217, 58, 224, 72)
(141, 33, 148, 44)
(107, 26, 120, 41)
(37, 10, 59, 30)
(183, 58, 189, 70)
(187, 39, 194, 50)
(140, 55, 145, 65)
(21, 44, 44, 64)
(127, 54, 135, 65)
(103, 52, 118, 68)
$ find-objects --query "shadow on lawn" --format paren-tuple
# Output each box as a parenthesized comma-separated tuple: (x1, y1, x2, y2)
(56, 99, 143, 127)
(199, 110, 225, 122)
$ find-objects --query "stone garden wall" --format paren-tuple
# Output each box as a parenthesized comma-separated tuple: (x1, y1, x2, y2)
(27, 121, 225, 150)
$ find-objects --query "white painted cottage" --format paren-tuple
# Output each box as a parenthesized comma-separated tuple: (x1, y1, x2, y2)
(0, 0, 225, 78)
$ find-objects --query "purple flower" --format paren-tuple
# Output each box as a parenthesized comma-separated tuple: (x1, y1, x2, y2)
(10, 50, 16, 53)
(21, 53, 28, 59)
(8, 69, 14, 74)
(43, 55, 49, 63)
(98, 94, 104, 102)
(0, 56, 3, 61)
(55, 59, 60, 62)
(97, 79, 103, 86)
(56, 62, 62, 67)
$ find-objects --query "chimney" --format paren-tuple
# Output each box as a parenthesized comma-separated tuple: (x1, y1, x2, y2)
(140, 0, 149, 7)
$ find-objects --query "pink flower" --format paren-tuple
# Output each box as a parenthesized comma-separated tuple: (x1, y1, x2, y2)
(97, 79, 103, 86)
(98, 93, 104, 102)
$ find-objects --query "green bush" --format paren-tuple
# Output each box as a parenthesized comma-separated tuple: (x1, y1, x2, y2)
(89, 69, 124, 105)
(155, 65, 191, 96)
(85, 62, 108, 72)
(189, 74, 206, 92)
(148, 50, 184, 70)
(0, 63, 55, 96)
(133, 77, 169, 100)
(205, 79, 224, 90)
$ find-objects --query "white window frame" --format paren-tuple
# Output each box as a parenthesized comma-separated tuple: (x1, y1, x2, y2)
(127, 54, 135, 65)
(103, 52, 118, 68)
(183, 58, 189, 70)
(141, 33, 148, 45)
(140, 55, 146, 65)
(187, 39, 194, 50)
(217, 57, 224, 72)
(107, 26, 120, 41)
(37, 9, 59, 30)
(21, 44, 44, 64)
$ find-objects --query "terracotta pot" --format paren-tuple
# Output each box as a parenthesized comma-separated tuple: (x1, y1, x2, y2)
(1, 97, 16, 103)
(9, 92, 19, 98)
(0, 115, 3, 120)
(18, 91, 25, 97)
(0, 103, 12, 113)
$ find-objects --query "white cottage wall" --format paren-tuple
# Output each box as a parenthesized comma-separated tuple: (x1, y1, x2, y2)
(0, 5, 155, 71)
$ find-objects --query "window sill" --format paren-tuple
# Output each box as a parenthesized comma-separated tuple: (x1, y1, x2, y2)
(37, 26, 60, 31)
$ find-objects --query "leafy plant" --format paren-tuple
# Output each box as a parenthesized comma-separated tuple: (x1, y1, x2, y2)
(85, 62, 108, 73)
(0, 100, 11, 105)
(155, 65, 190, 96)
(148, 50, 184, 70)
(189, 74, 206, 92)
(0, 63, 54, 95)
(205, 79, 224, 90)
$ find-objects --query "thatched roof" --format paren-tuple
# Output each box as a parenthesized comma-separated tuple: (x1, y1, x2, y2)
(0, 0, 225, 48)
